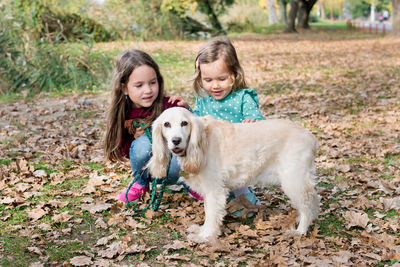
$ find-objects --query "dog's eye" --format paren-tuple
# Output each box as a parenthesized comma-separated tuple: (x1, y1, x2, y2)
(164, 122, 171, 128)
(181, 121, 188, 127)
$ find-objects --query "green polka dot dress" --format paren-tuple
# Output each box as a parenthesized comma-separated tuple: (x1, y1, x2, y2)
(193, 89, 264, 123)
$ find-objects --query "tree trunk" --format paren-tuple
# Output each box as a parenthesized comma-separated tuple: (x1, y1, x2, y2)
(267, 0, 279, 24)
(285, 0, 299, 32)
(181, 15, 213, 34)
(319, 0, 326, 20)
(393, 0, 400, 36)
(279, 0, 288, 24)
(202, 0, 226, 34)
(298, 0, 318, 29)
(298, 1, 307, 28)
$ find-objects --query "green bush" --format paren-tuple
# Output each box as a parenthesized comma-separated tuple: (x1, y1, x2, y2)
(97, 0, 187, 40)
(14, 0, 118, 43)
(309, 14, 319, 23)
(0, 2, 113, 94)
(220, 0, 269, 33)
(226, 19, 256, 33)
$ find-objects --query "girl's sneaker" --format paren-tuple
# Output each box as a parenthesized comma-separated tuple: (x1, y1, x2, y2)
(227, 188, 259, 218)
(188, 188, 204, 201)
(118, 182, 148, 204)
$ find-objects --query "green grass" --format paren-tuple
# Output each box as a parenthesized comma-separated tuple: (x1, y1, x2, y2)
(377, 260, 399, 267)
(61, 177, 89, 191)
(33, 161, 58, 175)
(310, 20, 349, 30)
(43, 176, 89, 191)
(151, 49, 193, 92)
(0, 201, 115, 265)
(87, 162, 104, 172)
(0, 159, 12, 165)
(47, 241, 87, 263)
(385, 210, 399, 219)
(60, 159, 76, 169)
(0, 235, 40, 266)
(70, 109, 97, 119)
(230, 24, 285, 35)
(262, 82, 295, 95)
(1, 207, 28, 227)
(318, 213, 346, 237)
(317, 181, 335, 190)
(385, 153, 400, 167)
(0, 93, 24, 104)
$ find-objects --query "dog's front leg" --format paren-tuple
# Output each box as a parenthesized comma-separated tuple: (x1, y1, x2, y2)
(188, 189, 227, 243)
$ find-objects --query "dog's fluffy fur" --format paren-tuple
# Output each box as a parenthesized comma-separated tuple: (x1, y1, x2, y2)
(147, 107, 320, 243)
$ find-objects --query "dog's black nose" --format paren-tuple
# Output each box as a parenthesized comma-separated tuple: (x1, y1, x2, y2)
(172, 137, 181, 145)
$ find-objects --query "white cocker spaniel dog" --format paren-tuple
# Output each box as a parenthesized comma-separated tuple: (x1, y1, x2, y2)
(147, 107, 320, 243)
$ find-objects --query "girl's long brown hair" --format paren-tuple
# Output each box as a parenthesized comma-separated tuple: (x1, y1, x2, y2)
(104, 49, 165, 162)
(193, 36, 247, 96)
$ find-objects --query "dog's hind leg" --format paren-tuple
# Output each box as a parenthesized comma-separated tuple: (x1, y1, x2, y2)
(279, 158, 319, 235)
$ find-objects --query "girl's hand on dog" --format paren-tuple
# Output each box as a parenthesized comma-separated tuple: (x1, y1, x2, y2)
(242, 119, 258, 123)
(169, 96, 189, 109)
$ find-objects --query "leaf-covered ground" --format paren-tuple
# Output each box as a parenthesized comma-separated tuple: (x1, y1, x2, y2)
(1, 31, 400, 266)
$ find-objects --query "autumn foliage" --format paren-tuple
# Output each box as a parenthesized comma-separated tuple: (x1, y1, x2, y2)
(0, 32, 399, 265)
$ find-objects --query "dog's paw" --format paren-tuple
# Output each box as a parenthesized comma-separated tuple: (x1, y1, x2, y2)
(187, 232, 209, 243)
(284, 227, 306, 237)
(188, 224, 201, 234)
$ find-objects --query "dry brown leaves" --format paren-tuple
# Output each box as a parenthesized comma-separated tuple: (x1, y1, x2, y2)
(1, 32, 400, 266)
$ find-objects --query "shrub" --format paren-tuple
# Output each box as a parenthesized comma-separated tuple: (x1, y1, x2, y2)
(220, 0, 269, 32)
(309, 14, 319, 23)
(0, 2, 113, 94)
(14, 0, 118, 43)
(98, 0, 187, 40)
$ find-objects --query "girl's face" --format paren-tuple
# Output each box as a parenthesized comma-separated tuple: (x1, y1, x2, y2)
(123, 65, 159, 108)
(200, 58, 233, 100)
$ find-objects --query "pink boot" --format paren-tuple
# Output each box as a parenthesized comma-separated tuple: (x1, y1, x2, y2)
(118, 182, 148, 204)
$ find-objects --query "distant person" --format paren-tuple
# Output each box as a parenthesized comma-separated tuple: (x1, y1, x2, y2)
(383, 10, 389, 21)
(379, 14, 384, 23)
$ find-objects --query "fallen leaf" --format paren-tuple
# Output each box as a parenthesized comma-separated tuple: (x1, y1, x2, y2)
(37, 223, 52, 231)
(163, 240, 188, 252)
(124, 244, 148, 254)
(81, 203, 112, 214)
(98, 241, 121, 259)
(27, 247, 42, 256)
(95, 217, 108, 229)
(336, 164, 351, 173)
(33, 170, 47, 178)
(70, 255, 93, 266)
(27, 207, 48, 221)
(48, 200, 69, 208)
(15, 183, 30, 192)
(52, 212, 73, 223)
(344, 211, 369, 229)
(0, 197, 15, 204)
(126, 217, 146, 230)
(380, 197, 400, 211)
(96, 235, 116, 246)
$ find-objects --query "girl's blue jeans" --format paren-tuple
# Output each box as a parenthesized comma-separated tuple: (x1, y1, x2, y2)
(130, 135, 181, 188)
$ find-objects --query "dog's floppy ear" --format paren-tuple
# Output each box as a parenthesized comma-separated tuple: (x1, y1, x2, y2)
(182, 114, 207, 174)
(147, 116, 170, 178)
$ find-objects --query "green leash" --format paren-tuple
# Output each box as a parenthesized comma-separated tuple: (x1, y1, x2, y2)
(125, 122, 169, 212)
